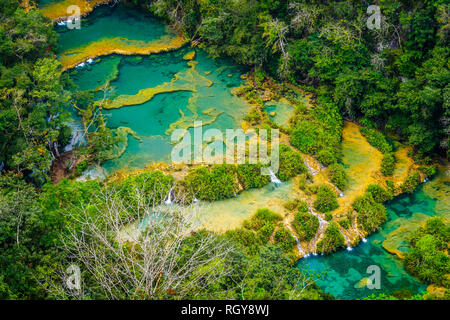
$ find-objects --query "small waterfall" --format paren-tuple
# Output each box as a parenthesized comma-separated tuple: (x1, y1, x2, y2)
(286, 224, 307, 257)
(303, 160, 318, 176)
(269, 169, 281, 184)
(165, 187, 174, 205)
(362, 238, 367, 243)
(334, 185, 344, 198)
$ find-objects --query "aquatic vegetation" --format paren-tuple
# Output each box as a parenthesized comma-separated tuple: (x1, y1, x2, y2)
(381, 153, 396, 176)
(39, 0, 111, 21)
(101, 80, 194, 109)
(236, 163, 271, 189)
(366, 184, 393, 203)
(243, 208, 282, 231)
(183, 51, 196, 60)
(103, 126, 142, 161)
(401, 172, 421, 193)
(360, 127, 393, 154)
(59, 34, 187, 70)
(278, 144, 307, 181)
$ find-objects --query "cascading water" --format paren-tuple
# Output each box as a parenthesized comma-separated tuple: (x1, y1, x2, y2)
(64, 121, 86, 152)
(303, 160, 318, 176)
(165, 187, 174, 205)
(269, 169, 282, 184)
(334, 185, 344, 198)
(286, 224, 307, 257)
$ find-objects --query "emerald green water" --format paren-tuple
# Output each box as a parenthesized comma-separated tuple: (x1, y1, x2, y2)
(57, 3, 449, 300)
(298, 169, 449, 300)
(63, 5, 249, 173)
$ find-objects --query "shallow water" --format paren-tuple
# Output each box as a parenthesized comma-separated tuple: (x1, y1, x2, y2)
(59, 4, 251, 173)
(297, 168, 449, 300)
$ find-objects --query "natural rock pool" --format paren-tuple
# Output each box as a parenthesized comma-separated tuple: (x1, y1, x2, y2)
(43, 1, 449, 299)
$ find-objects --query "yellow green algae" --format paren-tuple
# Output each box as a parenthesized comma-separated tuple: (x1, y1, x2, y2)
(103, 126, 142, 161)
(183, 51, 196, 60)
(59, 33, 187, 71)
(39, 0, 111, 21)
(52, 3, 188, 70)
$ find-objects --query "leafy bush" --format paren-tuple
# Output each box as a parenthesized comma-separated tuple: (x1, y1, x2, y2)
(236, 163, 270, 190)
(381, 153, 396, 176)
(316, 222, 345, 254)
(419, 165, 437, 178)
(243, 208, 282, 231)
(328, 163, 348, 190)
(225, 228, 261, 254)
(338, 214, 352, 229)
(360, 127, 393, 154)
(277, 144, 307, 181)
(404, 218, 450, 288)
(401, 172, 421, 193)
(314, 185, 339, 212)
(183, 165, 238, 201)
(273, 228, 297, 252)
(292, 211, 319, 241)
(366, 184, 393, 203)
